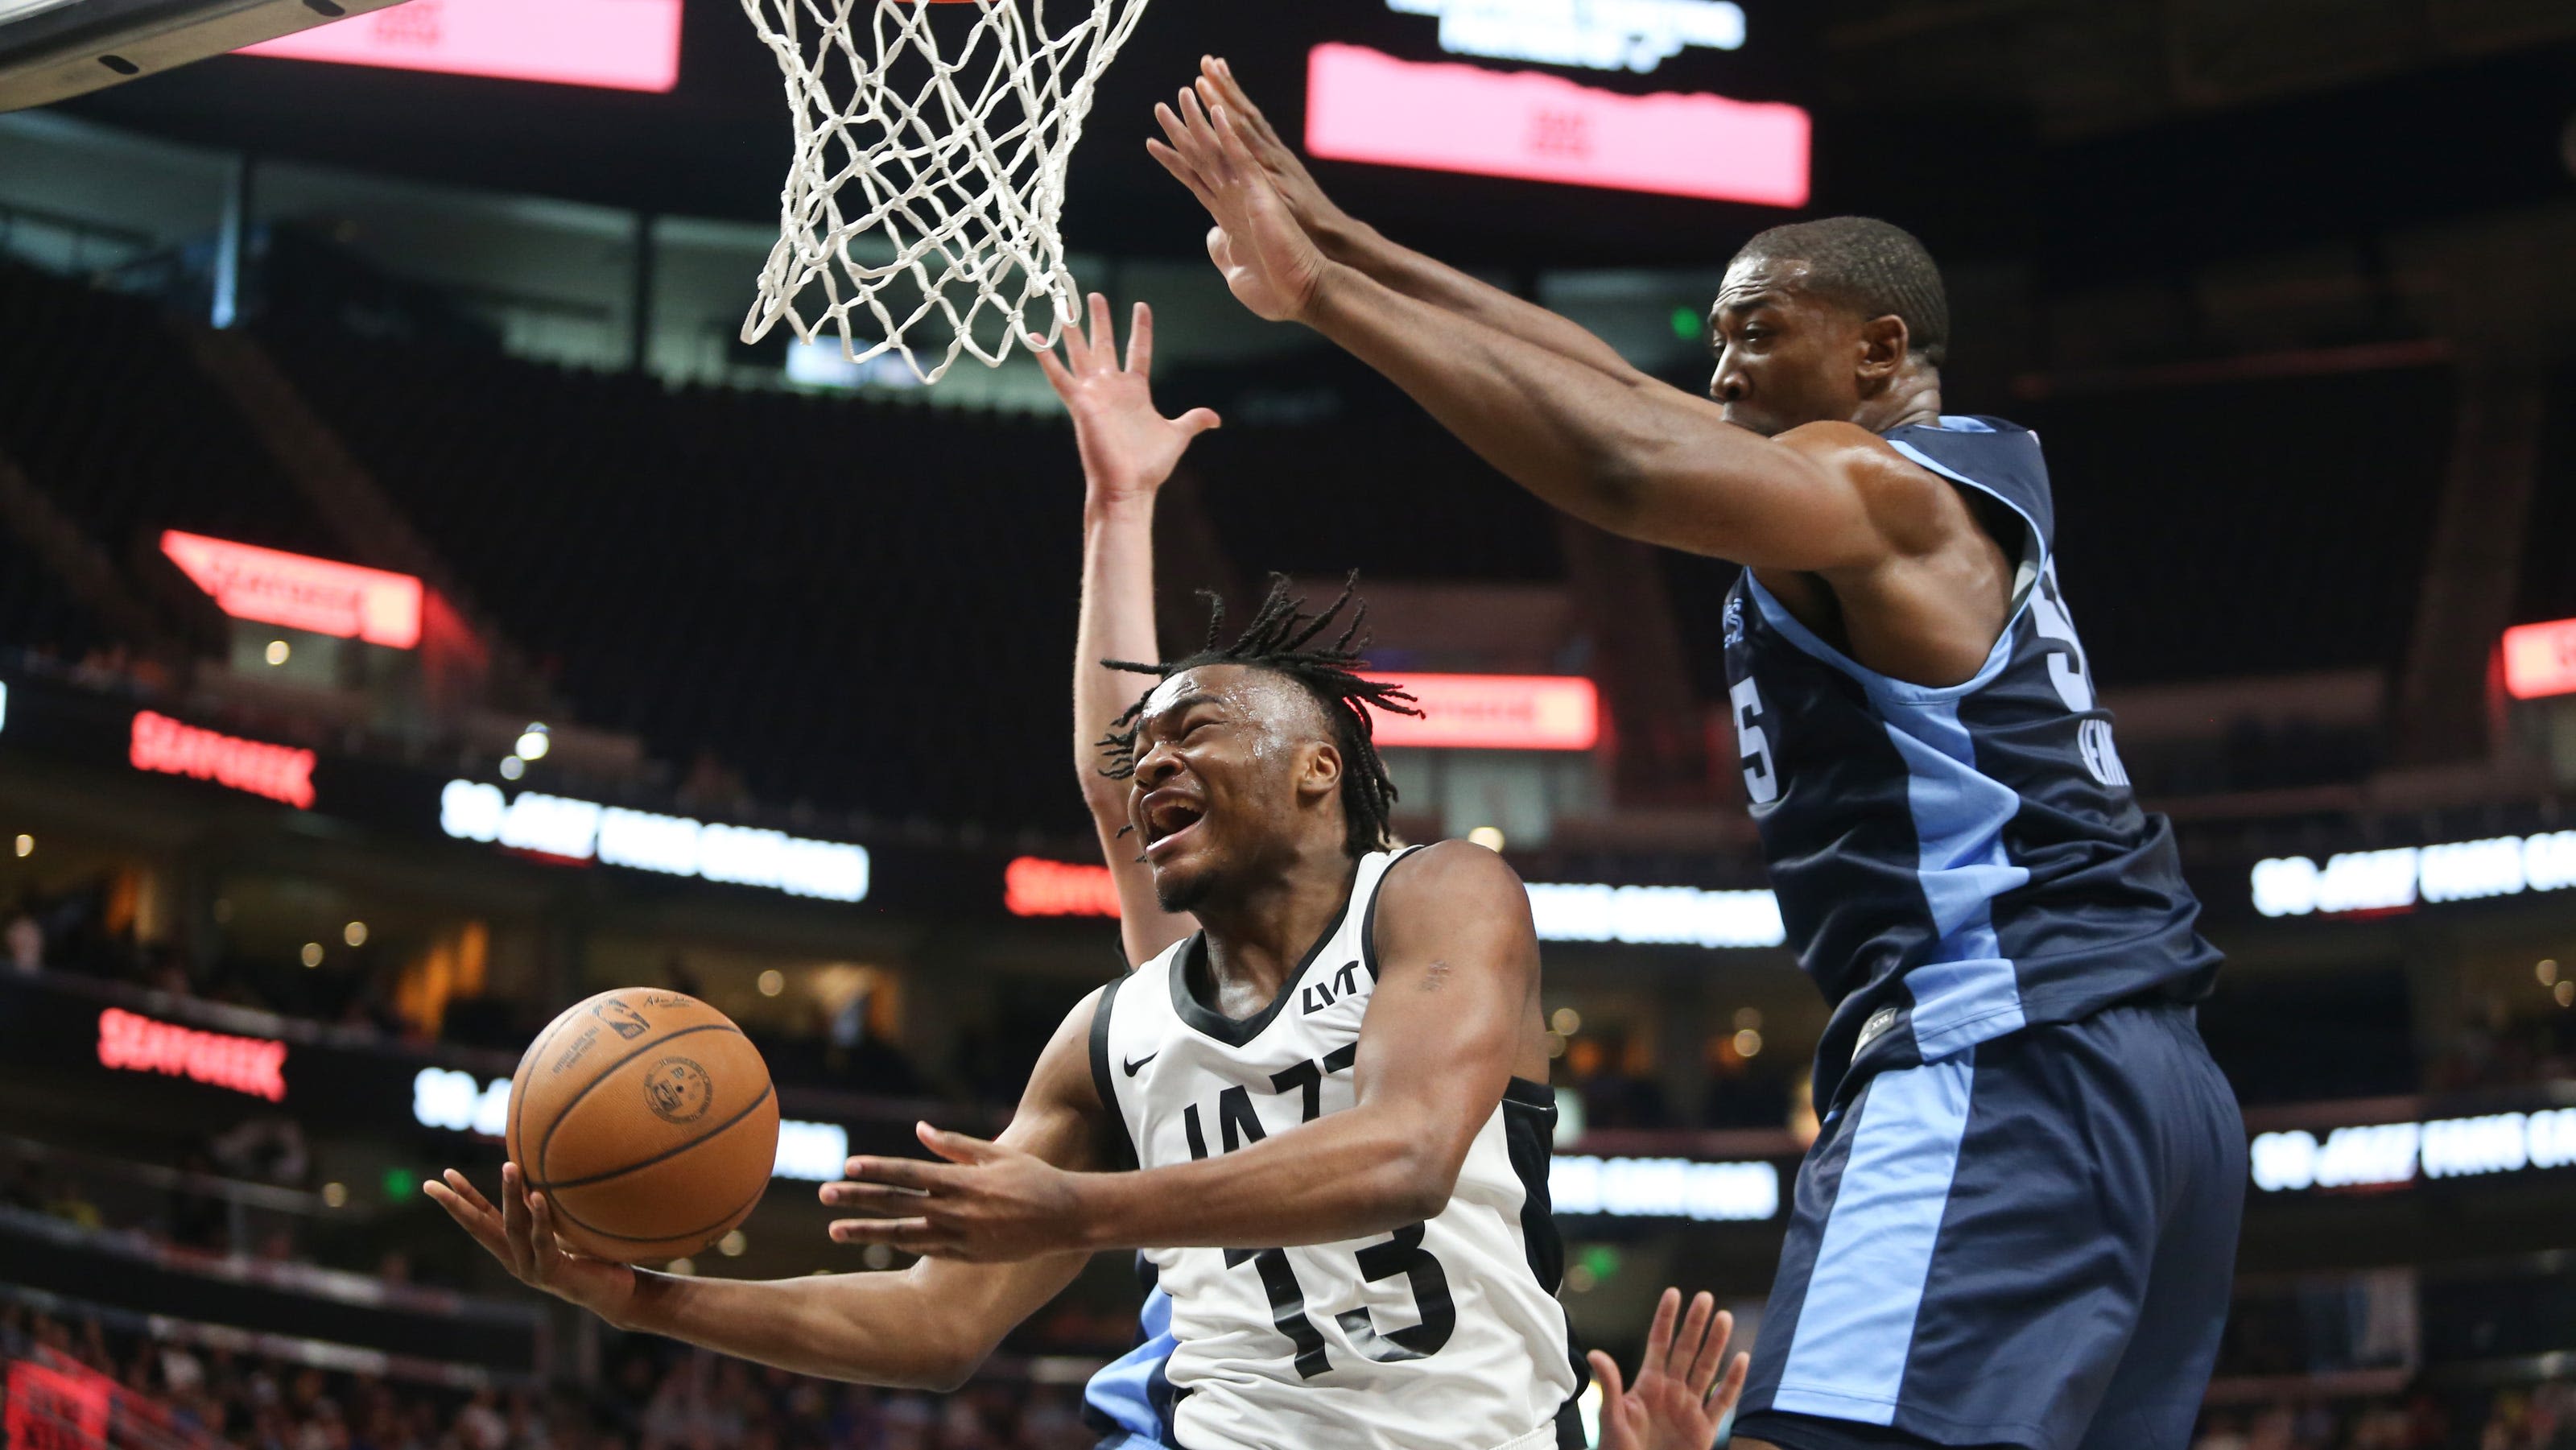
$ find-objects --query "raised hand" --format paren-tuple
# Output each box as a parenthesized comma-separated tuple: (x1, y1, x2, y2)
(821, 1122, 1088, 1263)
(1149, 85, 1332, 324)
(1591, 1288, 1753, 1450)
(1187, 56, 1358, 245)
(425, 1163, 638, 1324)
(1034, 293, 1220, 507)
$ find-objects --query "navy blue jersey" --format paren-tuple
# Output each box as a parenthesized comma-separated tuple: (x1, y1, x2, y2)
(1719, 415, 2220, 1109)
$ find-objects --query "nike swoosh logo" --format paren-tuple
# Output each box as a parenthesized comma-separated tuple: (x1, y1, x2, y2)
(1122, 1051, 1158, 1077)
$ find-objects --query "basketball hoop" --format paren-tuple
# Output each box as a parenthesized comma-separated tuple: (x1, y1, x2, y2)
(737, 0, 1154, 384)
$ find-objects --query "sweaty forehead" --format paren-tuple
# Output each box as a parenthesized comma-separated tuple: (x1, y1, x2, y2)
(1715, 254, 1814, 312)
(1142, 665, 1330, 739)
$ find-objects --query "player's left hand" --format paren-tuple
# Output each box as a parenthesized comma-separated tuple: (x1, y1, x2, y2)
(1591, 1287, 1752, 1450)
(1034, 291, 1220, 508)
(1150, 85, 1329, 324)
(821, 1122, 1088, 1262)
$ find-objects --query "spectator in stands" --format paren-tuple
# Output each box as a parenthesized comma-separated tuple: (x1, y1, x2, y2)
(4, 902, 39, 973)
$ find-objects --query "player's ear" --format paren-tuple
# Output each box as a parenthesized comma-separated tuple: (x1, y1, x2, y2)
(1857, 313, 1911, 382)
(1298, 739, 1344, 806)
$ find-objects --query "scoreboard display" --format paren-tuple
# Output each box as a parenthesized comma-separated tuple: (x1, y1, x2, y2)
(1298, 0, 1810, 206)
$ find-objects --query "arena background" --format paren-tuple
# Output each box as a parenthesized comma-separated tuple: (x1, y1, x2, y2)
(1, 1, 2574, 1446)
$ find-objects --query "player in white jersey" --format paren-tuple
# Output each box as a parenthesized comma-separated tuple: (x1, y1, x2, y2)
(424, 298, 1750, 1450)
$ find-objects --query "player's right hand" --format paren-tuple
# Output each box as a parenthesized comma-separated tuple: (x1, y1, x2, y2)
(425, 1163, 638, 1324)
(1033, 293, 1220, 507)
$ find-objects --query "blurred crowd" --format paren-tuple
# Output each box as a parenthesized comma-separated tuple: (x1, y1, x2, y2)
(3, 1307, 1101, 1450)
(2192, 1384, 2576, 1450)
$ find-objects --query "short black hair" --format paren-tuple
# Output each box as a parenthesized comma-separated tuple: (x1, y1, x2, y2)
(1736, 216, 1950, 367)
(1098, 574, 1421, 859)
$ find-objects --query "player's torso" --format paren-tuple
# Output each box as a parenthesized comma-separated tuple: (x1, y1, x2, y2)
(1717, 417, 2221, 1106)
(1089, 849, 1580, 1450)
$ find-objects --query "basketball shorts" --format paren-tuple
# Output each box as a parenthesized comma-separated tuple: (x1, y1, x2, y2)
(1732, 1001, 2246, 1450)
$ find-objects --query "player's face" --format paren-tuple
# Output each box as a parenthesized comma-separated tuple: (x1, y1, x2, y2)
(1125, 666, 1329, 915)
(1706, 256, 1868, 436)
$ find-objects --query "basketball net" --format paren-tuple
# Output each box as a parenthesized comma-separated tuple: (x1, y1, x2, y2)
(737, 0, 1154, 384)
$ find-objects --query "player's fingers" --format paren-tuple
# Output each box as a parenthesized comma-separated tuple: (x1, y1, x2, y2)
(423, 1181, 510, 1258)
(1586, 1349, 1626, 1406)
(438, 1167, 500, 1219)
(499, 1163, 535, 1275)
(828, 1217, 939, 1246)
(1638, 1286, 1682, 1382)
(818, 1181, 928, 1215)
(1146, 136, 1220, 213)
(1710, 1350, 1752, 1415)
(1204, 60, 1279, 148)
(1031, 336, 1075, 395)
(843, 1155, 956, 1192)
(525, 1191, 564, 1283)
(1174, 407, 1220, 438)
(1178, 89, 1231, 181)
(1686, 1304, 1729, 1398)
(1084, 291, 1115, 370)
(1125, 300, 1153, 376)
(1169, 89, 1220, 170)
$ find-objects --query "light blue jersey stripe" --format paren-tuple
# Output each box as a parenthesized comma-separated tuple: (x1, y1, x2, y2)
(1886, 702, 2029, 1056)
(1084, 1287, 1176, 1444)
(1772, 1054, 1978, 1422)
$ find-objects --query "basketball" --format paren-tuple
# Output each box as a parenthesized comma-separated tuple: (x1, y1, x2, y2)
(505, 989, 780, 1264)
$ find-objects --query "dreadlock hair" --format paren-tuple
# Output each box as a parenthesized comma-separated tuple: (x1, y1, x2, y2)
(1736, 216, 1951, 368)
(1097, 573, 1423, 859)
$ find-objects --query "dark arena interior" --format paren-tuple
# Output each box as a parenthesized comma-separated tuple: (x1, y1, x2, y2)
(1, 2, 2574, 1448)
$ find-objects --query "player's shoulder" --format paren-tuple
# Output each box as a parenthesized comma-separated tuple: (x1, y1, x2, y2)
(1777, 417, 2037, 557)
(1372, 841, 1535, 940)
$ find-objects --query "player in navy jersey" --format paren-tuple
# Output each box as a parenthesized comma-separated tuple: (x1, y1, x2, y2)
(1157, 60, 2245, 1450)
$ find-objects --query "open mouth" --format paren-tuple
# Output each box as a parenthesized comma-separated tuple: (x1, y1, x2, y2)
(1141, 791, 1208, 856)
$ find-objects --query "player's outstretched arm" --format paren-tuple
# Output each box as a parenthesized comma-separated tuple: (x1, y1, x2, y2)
(1154, 59, 1649, 389)
(824, 841, 1540, 1258)
(1155, 89, 1919, 576)
(427, 991, 1116, 1390)
(1042, 293, 1211, 967)
(1594, 1288, 1755, 1450)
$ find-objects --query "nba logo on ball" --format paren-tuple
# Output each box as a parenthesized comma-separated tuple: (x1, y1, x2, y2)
(594, 1000, 650, 1039)
(646, 1057, 714, 1125)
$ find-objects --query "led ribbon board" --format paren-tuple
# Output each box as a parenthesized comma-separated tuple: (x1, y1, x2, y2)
(97, 1007, 288, 1102)
(161, 531, 423, 650)
(239, 0, 683, 93)
(440, 781, 870, 903)
(2504, 618, 2576, 701)
(1367, 672, 1601, 750)
(411, 1067, 850, 1179)
(131, 711, 318, 809)
(2251, 832, 2576, 918)
(1307, 41, 1807, 204)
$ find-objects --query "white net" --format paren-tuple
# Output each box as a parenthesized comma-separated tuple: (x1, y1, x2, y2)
(737, 0, 1154, 384)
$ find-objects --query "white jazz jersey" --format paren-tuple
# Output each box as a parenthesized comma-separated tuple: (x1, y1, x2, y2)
(1085, 849, 1581, 1450)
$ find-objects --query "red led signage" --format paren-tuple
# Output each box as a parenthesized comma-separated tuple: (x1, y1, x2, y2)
(97, 1007, 288, 1102)
(240, 0, 684, 93)
(1306, 43, 1809, 205)
(1005, 857, 1123, 919)
(161, 531, 423, 650)
(130, 711, 319, 809)
(2504, 619, 2576, 701)
(1368, 673, 1602, 750)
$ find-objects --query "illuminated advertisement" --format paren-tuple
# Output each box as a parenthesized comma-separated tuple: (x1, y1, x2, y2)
(2250, 832, 2576, 918)
(96, 1007, 288, 1103)
(1005, 856, 1122, 919)
(2250, 1108, 2576, 1194)
(1550, 1153, 1780, 1221)
(1369, 672, 1602, 751)
(239, 0, 685, 93)
(2504, 618, 2576, 701)
(130, 710, 319, 810)
(161, 531, 423, 651)
(440, 781, 870, 903)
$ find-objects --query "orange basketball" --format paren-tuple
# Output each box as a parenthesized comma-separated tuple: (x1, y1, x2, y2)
(506, 989, 780, 1264)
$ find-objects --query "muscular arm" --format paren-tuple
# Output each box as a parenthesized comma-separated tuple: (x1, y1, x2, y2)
(832, 843, 1543, 1256)
(1154, 86, 1904, 574)
(431, 993, 1118, 1391)
(1180, 60, 1649, 389)
(1051, 294, 1203, 966)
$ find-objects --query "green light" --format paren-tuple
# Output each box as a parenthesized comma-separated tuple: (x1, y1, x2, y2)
(382, 1167, 418, 1201)
(1670, 307, 1704, 341)
(1579, 1244, 1624, 1283)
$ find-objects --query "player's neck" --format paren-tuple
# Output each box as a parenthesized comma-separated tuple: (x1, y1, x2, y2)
(1852, 367, 1942, 433)
(1196, 845, 1361, 1006)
